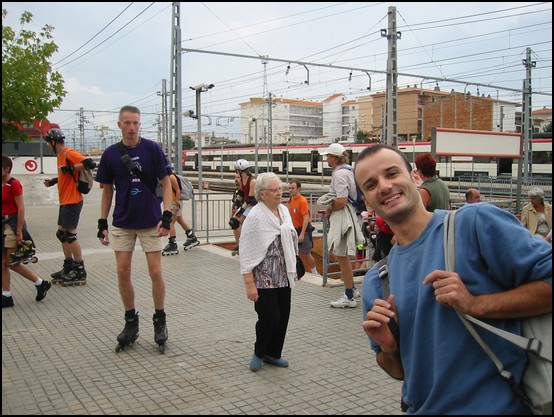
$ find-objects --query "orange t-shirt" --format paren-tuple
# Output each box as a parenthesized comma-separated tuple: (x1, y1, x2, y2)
(57, 148, 86, 205)
(288, 194, 310, 230)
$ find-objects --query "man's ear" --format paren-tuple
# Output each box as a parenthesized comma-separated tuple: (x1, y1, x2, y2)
(411, 169, 423, 188)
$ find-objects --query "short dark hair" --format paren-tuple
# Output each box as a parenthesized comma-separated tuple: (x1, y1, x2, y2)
(119, 105, 141, 120)
(290, 179, 302, 189)
(2, 153, 13, 171)
(355, 144, 412, 175)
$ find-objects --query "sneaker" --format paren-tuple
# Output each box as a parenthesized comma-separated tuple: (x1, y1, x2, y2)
(2, 295, 14, 308)
(330, 293, 357, 308)
(263, 356, 289, 367)
(353, 288, 361, 299)
(250, 354, 263, 372)
(36, 280, 52, 302)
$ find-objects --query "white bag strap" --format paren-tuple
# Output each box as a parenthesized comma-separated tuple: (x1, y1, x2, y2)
(443, 210, 517, 383)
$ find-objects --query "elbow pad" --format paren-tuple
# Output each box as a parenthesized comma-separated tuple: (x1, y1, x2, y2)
(83, 158, 97, 170)
(246, 196, 257, 206)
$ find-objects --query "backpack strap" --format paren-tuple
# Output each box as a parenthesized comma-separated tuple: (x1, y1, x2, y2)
(116, 141, 157, 196)
(377, 256, 400, 348)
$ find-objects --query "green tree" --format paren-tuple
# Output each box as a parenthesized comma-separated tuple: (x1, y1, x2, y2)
(182, 135, 195, 150)
(2, 9, 66, 141)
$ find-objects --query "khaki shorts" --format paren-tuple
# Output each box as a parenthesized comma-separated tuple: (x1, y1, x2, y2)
(111, 226, 163, 252)
(3, 224, 17, 249)
(171, 200, 183, 217)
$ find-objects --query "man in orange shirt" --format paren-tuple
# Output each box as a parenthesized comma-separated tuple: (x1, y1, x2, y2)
(288, 180, 319, 276)
(44, 129, 95, 285)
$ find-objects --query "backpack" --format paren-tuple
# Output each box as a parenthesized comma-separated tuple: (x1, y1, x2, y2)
(66, 156, 94, 195)
(155, 173, 194, 201)
(443, 210, 552, 415)
(174, 173, 194, 201)
(337, 165, 364, 209)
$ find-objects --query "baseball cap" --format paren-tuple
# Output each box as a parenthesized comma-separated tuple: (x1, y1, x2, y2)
(320, 143, 346, 157)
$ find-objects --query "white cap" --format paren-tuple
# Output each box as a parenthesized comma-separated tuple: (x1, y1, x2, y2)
(320, 143, 346, 156)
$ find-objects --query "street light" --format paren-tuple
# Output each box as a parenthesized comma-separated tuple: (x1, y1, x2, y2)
(189, 83, 214, 195)
(250, 117, 259, 175)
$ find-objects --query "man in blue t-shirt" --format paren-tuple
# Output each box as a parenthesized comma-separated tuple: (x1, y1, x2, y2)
(354, 144, 552, 414)
(95, 105, 173, 353)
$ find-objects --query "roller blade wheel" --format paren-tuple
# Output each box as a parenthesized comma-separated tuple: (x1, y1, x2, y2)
(162, 250, 179, 256)
(60, 280, 87, 287)
(183, 240, 200, 251)
(6, 256, 38, 266)
(115, 338, 138, 353)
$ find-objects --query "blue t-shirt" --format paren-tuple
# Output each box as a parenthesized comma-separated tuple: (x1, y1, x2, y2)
(95, 138, 171, 229)
(362, 203, 552, 414)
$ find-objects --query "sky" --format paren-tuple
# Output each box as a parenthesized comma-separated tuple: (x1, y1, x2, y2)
(3, 2, 552, 149)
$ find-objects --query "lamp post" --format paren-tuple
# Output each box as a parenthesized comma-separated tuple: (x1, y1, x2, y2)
(251, 117, 259, 175)
(189, 83, 214, 196)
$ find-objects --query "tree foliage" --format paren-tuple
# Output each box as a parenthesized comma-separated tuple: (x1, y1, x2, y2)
(2, 9, 66, 141)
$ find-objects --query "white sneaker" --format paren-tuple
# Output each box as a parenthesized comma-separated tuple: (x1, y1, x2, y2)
(353, 288, 361, 299)
(330, 294, 357, 308)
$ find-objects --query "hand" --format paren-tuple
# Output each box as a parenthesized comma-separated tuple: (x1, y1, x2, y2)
(60, 165, 74, 174)
(362, 295, 398, 351)
(160, 210, 172, 230)
(97, 219, 109, 245)
(423, 270, 473, 313)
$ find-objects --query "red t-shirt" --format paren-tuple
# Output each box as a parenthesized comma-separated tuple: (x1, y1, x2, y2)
(375, 216, 394, 235)
(2, 177, 22, 216)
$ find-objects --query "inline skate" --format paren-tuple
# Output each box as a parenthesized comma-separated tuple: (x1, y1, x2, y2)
(6, 240, 38, 266)
(115, 313, 139, 352)
(162, 237, 179, 256)
(51, 258, 74, 284)
(61, 260, 87, 286)
(153, 313, 168, 354)
(183, 232, 199, 251)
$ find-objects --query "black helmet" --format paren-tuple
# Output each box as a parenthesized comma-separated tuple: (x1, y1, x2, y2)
(45, 128, 65, 143)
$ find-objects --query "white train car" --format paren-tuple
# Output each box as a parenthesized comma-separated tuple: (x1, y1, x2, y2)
(183, 135, 552, 180)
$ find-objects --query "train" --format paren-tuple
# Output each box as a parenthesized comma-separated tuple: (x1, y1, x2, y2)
(182, 135, 552, 180)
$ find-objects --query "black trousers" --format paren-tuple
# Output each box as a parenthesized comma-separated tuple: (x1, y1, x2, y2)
(253, 286, 291, 359)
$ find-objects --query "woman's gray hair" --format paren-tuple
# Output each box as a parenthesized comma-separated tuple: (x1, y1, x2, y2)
(254, 172, 281, 201)
(528, 187, 545, 202)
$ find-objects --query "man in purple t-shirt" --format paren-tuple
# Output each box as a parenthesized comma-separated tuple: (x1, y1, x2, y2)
(95, 105, 173, 353)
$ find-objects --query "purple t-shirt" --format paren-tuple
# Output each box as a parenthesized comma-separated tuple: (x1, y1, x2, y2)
(95, 138, 171, 229)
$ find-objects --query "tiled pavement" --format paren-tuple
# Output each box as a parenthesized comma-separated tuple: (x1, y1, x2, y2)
(2, 176, 403, 415)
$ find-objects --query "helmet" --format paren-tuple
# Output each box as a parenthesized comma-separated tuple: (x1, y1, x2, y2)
(45, 128, 65, 143)
(234, 159, 250, 171)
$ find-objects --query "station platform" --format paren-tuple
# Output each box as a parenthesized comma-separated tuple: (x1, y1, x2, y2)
(2, 176, 402, 415)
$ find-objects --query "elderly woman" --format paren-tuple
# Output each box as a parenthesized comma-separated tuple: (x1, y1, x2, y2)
(239, 172, 300, 372)
(521, 187, 552, 238)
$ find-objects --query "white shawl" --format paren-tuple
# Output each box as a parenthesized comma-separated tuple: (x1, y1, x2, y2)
(239, 202, 298, 288)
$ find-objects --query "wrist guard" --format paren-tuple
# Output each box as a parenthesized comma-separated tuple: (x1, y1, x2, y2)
(161, 210, 172, 229)
(48, 177, 59, 186)
(235, 206, 245, 217)
(229, 217, 240, 230)
(60, 165, 75, 174)
(83, 158, 97, 170)
(97, 218, 108, 238)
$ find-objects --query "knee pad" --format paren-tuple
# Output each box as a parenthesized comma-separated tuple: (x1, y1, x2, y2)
(56, 229, 67, 243)
(65, 232, 78, 244)
(229, 217, 241, 230)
